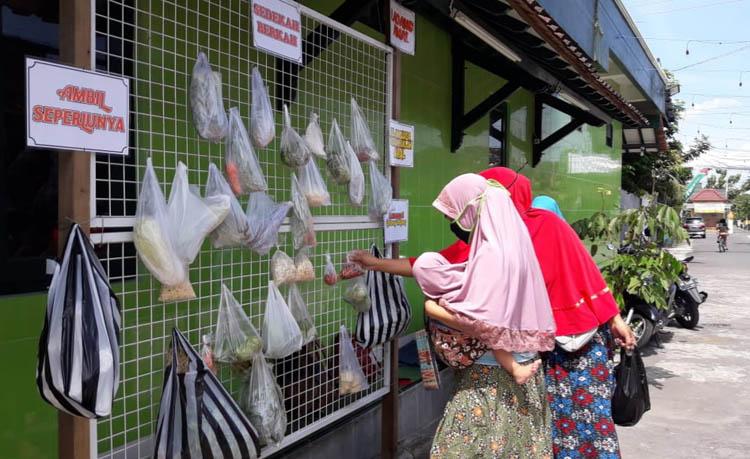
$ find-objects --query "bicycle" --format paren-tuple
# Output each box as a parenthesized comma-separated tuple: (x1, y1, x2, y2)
(717, 233, 728, 253)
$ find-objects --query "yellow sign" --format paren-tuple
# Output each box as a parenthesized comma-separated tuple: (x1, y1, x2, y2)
(389, 120, 414, 167)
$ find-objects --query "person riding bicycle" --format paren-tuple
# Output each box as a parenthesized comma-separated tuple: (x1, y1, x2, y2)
(717, 218, 729, 251)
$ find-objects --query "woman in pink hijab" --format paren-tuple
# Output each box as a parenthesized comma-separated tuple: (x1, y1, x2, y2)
(416, 174, 555, 458)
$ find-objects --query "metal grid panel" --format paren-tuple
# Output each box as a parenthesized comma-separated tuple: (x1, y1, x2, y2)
(92, 0, 393, 457)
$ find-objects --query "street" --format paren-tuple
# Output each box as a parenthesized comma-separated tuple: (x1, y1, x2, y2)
(618, 230, 750, 458)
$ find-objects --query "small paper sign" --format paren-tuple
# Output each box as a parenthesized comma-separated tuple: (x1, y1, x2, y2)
(251, 0, 303, 63)
(389, 120, 414, 168)
(390, 1, 415, 55)
(384, 199, 408, 243)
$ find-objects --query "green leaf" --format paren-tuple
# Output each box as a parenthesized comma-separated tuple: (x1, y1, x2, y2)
(591, 244, 598, 257)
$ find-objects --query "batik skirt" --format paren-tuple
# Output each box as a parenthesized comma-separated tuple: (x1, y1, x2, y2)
(430, 364, 552, 458)
(544, 326, 621, 459)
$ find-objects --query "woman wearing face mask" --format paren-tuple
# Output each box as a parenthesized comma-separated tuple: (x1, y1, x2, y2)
(412, 174, 555, 458)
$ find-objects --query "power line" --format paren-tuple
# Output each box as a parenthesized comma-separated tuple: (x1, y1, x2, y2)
(680, 92, 750, 99)
(637, 0, 746, 16)
(672, 44, 750, 72)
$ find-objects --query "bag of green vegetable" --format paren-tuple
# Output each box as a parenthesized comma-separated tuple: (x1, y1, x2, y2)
(326, 119, 351, 185)
(240, 352, 286, 447)
(189, 52, 228, 142)
(338, 325, 370, 395)
(290, 173, 316, 250)
(346, 141, 365, 206)
(213, 283, 262, 365)
(304, 111, 326, 159)
(250, 67, 275, 148)
(350, 97, 379, 162)
(280, 104, 311, 168)
(226, 107, 267, 195)
(206, 163, 253, 248)
(343, 276, 370, 313)
(287, 284, 316, 344)
(271, 250, 296, 286)
(294, 248, 315, 283)
(246, 191, 292, 256)
(368, 160, 392, 220)
(133, 158, 192, 302)
(297, 153, 330, 207)
(262, 281, 303, 359)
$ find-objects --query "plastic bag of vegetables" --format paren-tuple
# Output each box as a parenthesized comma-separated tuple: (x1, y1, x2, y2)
(304, 111, 326, 159)
(346, 141, 365, 206)
(271, 250, 296, 286)
(368, 161, 392, 220)
(350, 98, 379, 162)
(287, 284, 316, 344)
(250, 67, 275, 148)
(324, 254, 338, 286)
(290, 173, 316, 250)
(262, 281, 303, 359)
(246, 191, 292, 256)
(338, 325, 370, 395)
(189, 52, 228, 142)
(280, 104, 311, 168)
(326, 119, 351, 185)
(206, 163, 253, 248)
(343, 276, 370, 312)
(133, 158, 192, 302)
(225, 107, 267, 195)
(294, 248, 315, 283)
(213, 283, 262, 365)
(240, 352, 286, 447)
(297, 154, 330, 207)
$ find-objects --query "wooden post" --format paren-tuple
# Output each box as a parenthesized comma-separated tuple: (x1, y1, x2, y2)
(58, 0, 93, 457)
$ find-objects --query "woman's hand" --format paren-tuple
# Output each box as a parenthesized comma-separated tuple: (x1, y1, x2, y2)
(348, 250, 414, 277)
(610, 314, 636, 351)
(348, 250, 380, 270)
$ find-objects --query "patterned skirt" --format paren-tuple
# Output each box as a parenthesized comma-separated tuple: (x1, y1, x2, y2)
(431, 364, 552, 458)
(544, 326, 621, 459)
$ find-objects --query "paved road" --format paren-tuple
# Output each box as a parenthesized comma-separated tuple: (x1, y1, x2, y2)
(618, 230, 750, 458)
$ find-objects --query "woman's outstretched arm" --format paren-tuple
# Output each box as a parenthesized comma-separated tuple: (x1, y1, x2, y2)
(348, 250, 413, 277)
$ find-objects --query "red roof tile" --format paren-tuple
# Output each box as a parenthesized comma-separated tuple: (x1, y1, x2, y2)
(689, 189, 728, 203)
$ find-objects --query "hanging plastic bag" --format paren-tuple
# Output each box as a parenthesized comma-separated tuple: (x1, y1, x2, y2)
(324, 254, 338, 286)
(297, 154, 331, 207)
(213, 284, 262, 365)
(250, 66, 275, 148)
(226, 107, 267, 195)
(290, 173, 316, 250)
(271, 250, 297, 286)
(200, 334, 217, 375)
(350, 98, 379, 162)
(326, 119, 351, 185)
(340, 252, 366, 280)
(613, 348, 651, 426)
(206, 163, 253, 248)
(346, 141, 365, 206)
(288, 284, 317, 344)
(262, 281, 304, 359)
(338, 325, 370, 395)
(343, 276, 371, 313)
(368, 161, 392, 220)
(304, 111, 326, 159)
(133, 158, 192, 301)
(280, 104, 311, 168)
(246, 191, 293, 256)
(240, 352, 286, 447)
(294, 248, 315, 283)
(189, 52, 228, 142)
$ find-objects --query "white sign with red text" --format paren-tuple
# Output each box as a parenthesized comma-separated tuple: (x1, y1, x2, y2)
(251, 0, 303, 63)
(390, 1, 415, 55)
(26, 58, 130, 155)
(384, 199, 409, 243)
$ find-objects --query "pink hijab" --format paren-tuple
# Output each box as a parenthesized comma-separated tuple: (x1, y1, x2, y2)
(413, 174, 556, 352)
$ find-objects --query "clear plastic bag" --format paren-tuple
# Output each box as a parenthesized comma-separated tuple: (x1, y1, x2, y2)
(324, 254, 338, 286)
(240, 352, 286, 447)
(343, 276, 371, 313)
(368, 161, 392, 220)
(262, 281, 303, 359)
(133, 158, 192, 301)
(280, 104, 311, 168)
(213, 283, 262, 364)
(338, 325, 370, 395)
(271, 250, 297, 286)
(297, 155, 331, 207)
(226, 107, 267, 195)
(288, 284, 317, 344)
(294, 248, 315, 283)
(246, 191, 293, 256)
(201, 334, 217, 374)
(290, 173, 316, 250)
(250, 67, 275, 148)
(206, 163, 253, 248)
(304, 111, 326, 159)
(340, 252, 366, 280)
(346, 141, 365, 206)
(350, 98, 379, 162)
(326, 119, 351, 185)
(189, 52, 228, 142)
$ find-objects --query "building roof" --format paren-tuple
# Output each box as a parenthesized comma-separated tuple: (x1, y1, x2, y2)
(689, 189, 728, 203)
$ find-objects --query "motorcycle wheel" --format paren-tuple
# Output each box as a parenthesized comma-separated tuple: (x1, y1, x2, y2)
(630, 312, 654, 348)
(675, 297, 700, 329)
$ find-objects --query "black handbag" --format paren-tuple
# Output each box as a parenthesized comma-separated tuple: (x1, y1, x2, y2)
(612, 347, 651, 426)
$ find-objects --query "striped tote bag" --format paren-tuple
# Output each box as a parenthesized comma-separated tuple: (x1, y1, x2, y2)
(36, 224, 121, 418)
(355, 245, 412, 348)
(153, 328, 261, 459)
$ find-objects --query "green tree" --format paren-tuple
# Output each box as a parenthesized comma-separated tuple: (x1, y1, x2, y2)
(732, 193, 750, 220)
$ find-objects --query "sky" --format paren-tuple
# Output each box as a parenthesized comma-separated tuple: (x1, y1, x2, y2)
(622, 0, 750, 178)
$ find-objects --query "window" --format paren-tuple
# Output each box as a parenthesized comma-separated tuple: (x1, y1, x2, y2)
(489, 103, 508, 166)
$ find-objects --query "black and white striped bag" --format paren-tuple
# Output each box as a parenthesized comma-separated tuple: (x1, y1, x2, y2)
(36, 224, 121, 418)
(355, 245, 412, 348)
(153, 328, 261, 459)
